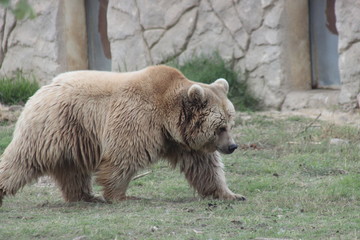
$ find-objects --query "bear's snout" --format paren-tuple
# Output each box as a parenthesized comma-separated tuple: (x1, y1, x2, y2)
(228, 144, 238, 154)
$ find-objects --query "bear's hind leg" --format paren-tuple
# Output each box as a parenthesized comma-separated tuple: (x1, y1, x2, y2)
(0, 160, 41, 206)
(51, 166, 105, 203)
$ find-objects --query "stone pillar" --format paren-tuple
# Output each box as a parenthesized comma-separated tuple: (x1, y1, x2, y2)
(282, 0, 311, 91)
(58, 0, 88, 72)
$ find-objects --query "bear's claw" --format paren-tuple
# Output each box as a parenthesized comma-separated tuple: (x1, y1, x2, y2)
(218, 193, 246, 201)
(82, 195, 108, 203)
(234, 194, 246, 201)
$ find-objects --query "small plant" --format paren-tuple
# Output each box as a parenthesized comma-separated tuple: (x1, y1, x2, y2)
(0, 0, 36, 20)
(0, 70, 39, 105)
(167, 54, 259, 111)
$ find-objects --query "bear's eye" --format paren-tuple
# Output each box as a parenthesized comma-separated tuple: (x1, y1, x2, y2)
(218, 127, 227, 133)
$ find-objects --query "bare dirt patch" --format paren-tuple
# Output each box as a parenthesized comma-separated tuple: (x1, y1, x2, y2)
(240, 109, 360, 127)
(0, 103, 23, 124)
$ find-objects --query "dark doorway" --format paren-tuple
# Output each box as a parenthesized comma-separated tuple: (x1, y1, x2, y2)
(309, 0, 340, 88)
(85, 0, 112, 71)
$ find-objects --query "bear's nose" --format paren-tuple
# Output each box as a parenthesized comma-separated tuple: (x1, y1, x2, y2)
(228, 144, 238, 154)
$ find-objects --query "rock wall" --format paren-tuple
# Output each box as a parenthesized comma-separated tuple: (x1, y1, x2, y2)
(108, 0, 288, 108)
(0, 0, 87, 85)
(0, 0, 62, 84)
(336, 0, 360, 109)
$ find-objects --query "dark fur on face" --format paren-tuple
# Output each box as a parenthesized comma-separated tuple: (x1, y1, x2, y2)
(177, 97, 209, 148)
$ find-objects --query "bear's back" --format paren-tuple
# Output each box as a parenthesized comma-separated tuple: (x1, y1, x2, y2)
(51, 70, 142, 96)
(50, 66, 187, 99)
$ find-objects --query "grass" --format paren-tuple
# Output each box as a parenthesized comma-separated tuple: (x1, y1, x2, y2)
(0, 71, 39, 105)
(1, 113, 360, 239)
(0, 125, 13, 153)
(167, 54, 259, 111)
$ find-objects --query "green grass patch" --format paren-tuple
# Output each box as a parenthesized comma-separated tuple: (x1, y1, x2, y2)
(0, 71, 39, 105)
(1, 113, 360, 239)
(167, 54, 259, 111)
(328, 174, 360, 201)
(0, 125, 13, 153)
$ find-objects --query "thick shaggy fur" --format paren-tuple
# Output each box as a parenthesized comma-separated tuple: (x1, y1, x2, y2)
(0, 65, 244, 206)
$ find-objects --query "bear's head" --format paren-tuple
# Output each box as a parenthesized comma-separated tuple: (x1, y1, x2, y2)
(177, 78, 238, 154)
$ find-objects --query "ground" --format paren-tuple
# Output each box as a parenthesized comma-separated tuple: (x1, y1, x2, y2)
(1, 104, 360, 240)
(259, 108, 360, 126)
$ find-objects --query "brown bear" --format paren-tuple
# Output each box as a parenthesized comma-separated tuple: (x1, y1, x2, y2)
(0, 65, 245, 206)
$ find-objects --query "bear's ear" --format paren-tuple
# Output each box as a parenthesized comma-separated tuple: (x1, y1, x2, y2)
(212, 78, 229, 94)
(188, 84, 206, 103)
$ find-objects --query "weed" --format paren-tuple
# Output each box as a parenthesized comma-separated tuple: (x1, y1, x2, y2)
(0, 70, 39, 105)
(0, 125, 13, 153)
(167, 54, 259, 111)
(328, 174, 360, 201)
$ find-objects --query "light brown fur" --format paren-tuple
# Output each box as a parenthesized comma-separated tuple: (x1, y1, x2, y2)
(0, 65, 245, 206)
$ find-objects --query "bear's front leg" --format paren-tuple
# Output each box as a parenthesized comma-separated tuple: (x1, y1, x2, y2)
(179, 151, 246, 201)
(95, 160, 138, 202)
